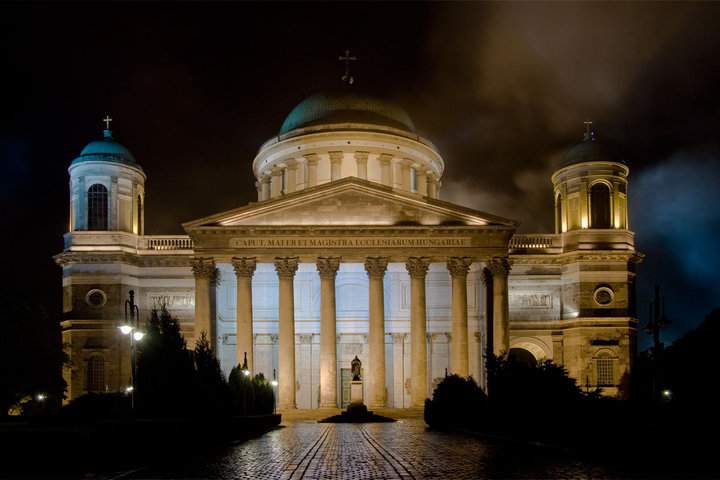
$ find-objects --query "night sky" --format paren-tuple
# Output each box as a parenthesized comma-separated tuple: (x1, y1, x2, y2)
(2, 3, 719, 349)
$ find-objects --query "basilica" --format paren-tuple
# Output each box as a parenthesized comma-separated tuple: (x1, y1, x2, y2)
(56, 89, 641, 408)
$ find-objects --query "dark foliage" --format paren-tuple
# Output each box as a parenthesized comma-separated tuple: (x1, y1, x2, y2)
(193, 332, 230, 415)
(135, 305, 195, 417)
(60, 392, 131, 419)
(0, 291, 66, 415)
(228, 368, 274, 416)
(424, 374, 486, 429)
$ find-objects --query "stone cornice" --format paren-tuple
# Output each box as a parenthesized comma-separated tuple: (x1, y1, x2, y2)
(510, 250, 644, 265)
(54, 251, 193, 268)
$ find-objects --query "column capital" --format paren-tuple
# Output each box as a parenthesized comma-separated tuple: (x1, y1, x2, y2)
(271, 166, 283, 177)
(274, 256, 300, 277)
(316, 256, 341, 279)
(232, 257, 257, 277)
(487, 257, 511, 277)
(447, 257, 472, 278)
(303, 153, 319, 165)
(379, 153, 393, 164)
(329, 151, 344, 162)
(354, 151, 369, 162)
(191, 257, 217, 280)
(364, 256, 389, 278)
(286, 158, 298, 169)
(391, 333, 407, 344)
(261, 174, 272, 184)
(406, 257, 431, 279)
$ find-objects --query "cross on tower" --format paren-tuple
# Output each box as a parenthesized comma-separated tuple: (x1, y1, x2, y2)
(583, 120, 594, 140)
(339, 49, 357, 85)
(103, 115, 113, 130)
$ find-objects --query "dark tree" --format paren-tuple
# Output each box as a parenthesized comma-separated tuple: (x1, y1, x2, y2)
(193, 332, 229, 415)
(135, 305, 195, 416)
(424, 375, 487, 429)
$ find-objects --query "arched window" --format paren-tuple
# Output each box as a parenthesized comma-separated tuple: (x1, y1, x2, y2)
(87, 184, 108, 230)
(555, 193, 563, 233)
(596, 352, 614, 386)
(137, 195, 143, 235)
(590, 183, 611, 228)
(87, 355, 105, 392)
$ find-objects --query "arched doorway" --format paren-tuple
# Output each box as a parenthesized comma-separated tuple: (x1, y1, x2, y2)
(508, 348, 538, 368)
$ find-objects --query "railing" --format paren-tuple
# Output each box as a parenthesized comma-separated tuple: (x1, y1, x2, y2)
(509, 234, 562, 253)
(142, 236, 194, 251)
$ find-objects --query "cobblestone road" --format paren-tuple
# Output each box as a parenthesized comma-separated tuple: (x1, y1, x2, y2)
(117, 411, 623, 479)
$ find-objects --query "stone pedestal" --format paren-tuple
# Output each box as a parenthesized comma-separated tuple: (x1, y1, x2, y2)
(350, 381, 363, 406)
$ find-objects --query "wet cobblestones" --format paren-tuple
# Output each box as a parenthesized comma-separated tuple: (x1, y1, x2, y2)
(123, 414, 623, 479)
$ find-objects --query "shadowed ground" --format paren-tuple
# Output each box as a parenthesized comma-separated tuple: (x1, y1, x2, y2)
(99, 409, 635, 479)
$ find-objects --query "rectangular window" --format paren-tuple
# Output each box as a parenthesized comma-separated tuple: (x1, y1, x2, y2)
(597, 358, 614, 386)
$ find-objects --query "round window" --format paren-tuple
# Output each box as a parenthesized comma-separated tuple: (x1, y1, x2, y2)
(593, 286, 614, 306)
(85, 289, 107, 308)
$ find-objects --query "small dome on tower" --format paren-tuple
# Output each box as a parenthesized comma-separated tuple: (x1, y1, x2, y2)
(72, 128, 139, 168)
(560, 126, 624, 168)
(279, 90, 416, 136)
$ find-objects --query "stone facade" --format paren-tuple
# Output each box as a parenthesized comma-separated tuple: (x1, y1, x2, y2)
(56, 101, 641, 405)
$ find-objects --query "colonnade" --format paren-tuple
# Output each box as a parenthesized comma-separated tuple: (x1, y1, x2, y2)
(256, 151, 441, 201)
(191, 255, 510, 409)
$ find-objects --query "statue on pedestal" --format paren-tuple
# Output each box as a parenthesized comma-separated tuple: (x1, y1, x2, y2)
(351, 355, 362, 381)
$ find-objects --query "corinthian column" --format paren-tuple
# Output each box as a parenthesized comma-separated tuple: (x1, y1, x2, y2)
(447, 257, 472, 376)
(488, 258, 511, 356)
(406, 257, 430, 407)
(232, 257, 257, 371)
(192, 257, 218, 351)
(274, 256, 299, 409)
(365, 256, 389, 408)
(317, 256, 340, 408)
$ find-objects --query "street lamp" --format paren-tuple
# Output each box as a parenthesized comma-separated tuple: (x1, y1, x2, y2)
(241, 352, 251, 377)
(119, 290, 143, 411)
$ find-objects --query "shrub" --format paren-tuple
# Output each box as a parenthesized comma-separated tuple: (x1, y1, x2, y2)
(228, 368, 275, 416)
(424, 375, 486, 430)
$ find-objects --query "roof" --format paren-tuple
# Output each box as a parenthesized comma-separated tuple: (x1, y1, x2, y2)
(279, 90, 416, 135)
(560, 131, 625, 168)
(71, 130, 140, 168)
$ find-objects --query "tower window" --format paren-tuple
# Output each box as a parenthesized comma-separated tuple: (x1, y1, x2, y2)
(596, 354, 614, 386)
(87, 184, 108, 230)
(590, 183, 611, 228)
(87, 355, 105, 392)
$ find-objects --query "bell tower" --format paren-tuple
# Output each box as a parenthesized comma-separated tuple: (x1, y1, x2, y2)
(551, 123, 629, 234)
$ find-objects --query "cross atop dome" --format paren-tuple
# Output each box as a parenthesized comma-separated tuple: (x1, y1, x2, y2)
(583, 120, 595, 141)
(339, 49, 357, 85)
(103, 114, 113, 139)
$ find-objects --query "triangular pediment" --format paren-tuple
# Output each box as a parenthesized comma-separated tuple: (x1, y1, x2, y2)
(183, 177, 516, 229)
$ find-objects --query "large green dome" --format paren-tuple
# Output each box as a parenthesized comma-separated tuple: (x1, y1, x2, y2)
(279, 91, 416, 135)
(72, 130, 139, 167)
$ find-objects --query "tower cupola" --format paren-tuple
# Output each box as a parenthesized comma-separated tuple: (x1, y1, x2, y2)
(68, 117, 146, 234)
(551, 124, 629, 233)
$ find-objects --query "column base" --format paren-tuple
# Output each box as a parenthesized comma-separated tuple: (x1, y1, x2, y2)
(319, 402, 338, 408)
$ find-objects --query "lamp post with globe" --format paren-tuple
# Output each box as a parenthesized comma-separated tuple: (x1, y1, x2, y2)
(119, 290, 144, 410)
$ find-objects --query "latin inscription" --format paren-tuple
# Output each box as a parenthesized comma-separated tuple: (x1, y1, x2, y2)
(514, 294, 553, 309)
(229, 236, 473, 249)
